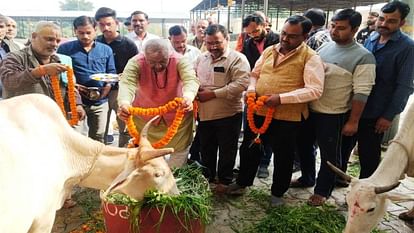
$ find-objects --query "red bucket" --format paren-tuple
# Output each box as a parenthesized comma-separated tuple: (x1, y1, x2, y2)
(102, 201, 205, 233)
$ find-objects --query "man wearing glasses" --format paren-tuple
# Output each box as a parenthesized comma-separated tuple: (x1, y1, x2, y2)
(117, 39, 199, 168)
(195, 24, 250, 191)
(240, 13, 280, 179)
(228, 16, 324, 207)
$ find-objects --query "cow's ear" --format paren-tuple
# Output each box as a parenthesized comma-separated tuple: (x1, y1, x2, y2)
(386, 192, 414, 202)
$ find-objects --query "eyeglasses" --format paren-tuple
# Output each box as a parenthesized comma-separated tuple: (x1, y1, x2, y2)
(280, 31, 303, 40)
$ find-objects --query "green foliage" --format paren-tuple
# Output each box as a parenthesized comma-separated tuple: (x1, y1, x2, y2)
(59, 0, 94, 11)
(105, 164, 213, 232)
(242, 205, 343, 233)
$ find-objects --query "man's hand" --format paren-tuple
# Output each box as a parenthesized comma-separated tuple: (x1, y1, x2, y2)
(264, 94, 281, 107)
(375, 117, 392, 134)
(34, 63, 68, 78)
(118, 104, 132, 122)
(76, 105, 86, 121)
(180, 96, 193, 112)
(342, 121, 358, 136)
(100, 84, 112, 99)
(244, 90, 256, 103)
(197, 88, 216, 102)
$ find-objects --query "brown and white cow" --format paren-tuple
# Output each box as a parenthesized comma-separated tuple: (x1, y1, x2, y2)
(0, 94, 179, 233)
(329, 101, 414, 233)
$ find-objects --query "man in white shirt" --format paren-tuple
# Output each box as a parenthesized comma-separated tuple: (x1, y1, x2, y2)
(168, 25, 201, 66)
(126, 10, 159, 51)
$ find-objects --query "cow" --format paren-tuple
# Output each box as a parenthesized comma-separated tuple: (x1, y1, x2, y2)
(0, 94, 179, 233)
(328, 101, 414, 233)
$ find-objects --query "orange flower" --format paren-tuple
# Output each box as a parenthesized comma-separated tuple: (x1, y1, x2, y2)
(246, 93, 275, 144)
(126, 98, 185, 148)
(50, 66, 78, 126)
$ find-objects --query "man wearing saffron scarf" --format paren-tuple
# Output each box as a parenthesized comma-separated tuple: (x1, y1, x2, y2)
(117, 39, 199, 168)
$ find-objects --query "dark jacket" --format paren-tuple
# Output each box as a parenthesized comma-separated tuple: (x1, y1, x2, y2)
(241, 30, 280, 69)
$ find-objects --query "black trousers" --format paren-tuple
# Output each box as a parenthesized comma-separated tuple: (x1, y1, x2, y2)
(199, 113, 242, 185)
(237, 115, 301, 197)
(342, 118, 383, 178)
(296, 115, 317, 186)
(313, 112, 348, 197)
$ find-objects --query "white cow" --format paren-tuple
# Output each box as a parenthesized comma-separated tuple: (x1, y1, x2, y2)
(329, 102, 414, 233)
(0, 94, 179, 233)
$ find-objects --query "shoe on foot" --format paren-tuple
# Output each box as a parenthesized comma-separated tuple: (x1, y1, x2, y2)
(335, 179, 350, 188)
(270, 195, 285, 207)
(257, 166, 270, 178)
(307, 194, 327, 206)
(227, 183, 246, 195)
(290, 178, 314, 188)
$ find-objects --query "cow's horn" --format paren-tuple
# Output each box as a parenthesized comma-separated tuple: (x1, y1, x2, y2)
(374, 182, 400, 194)
(140, 115, 160, 142)
(139, 115, 174, 161)
(326, 161, 354, 182)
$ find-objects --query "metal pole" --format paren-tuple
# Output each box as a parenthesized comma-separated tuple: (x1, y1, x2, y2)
(264, 0, 268, 16)
(227, 5, 231, 31)
(276, 6, 279, 31)
(241, 0, 246, 31)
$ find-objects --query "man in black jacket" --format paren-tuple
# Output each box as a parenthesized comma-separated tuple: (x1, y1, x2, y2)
(242, 13, 280, 69)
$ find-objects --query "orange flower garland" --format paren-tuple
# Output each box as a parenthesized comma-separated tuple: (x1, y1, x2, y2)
(246, 92, 275, 144)
(126, 97, 185, 148)
(50, 66, 79, 126)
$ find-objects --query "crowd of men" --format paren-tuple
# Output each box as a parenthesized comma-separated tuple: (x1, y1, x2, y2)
(1, 0, 414, 209)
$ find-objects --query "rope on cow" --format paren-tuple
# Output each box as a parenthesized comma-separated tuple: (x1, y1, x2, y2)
(389, 139, 411, 158)
(78, 145, 102, 183)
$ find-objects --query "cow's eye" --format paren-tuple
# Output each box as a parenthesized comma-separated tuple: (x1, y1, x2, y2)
(154, 171, 164, 177)
(367, 207, 375, 213)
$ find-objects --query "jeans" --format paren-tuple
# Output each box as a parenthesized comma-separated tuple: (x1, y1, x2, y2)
(84, 102, 109, 142)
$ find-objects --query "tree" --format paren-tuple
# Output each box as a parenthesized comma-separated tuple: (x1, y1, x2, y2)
(59, 0, 94, 11)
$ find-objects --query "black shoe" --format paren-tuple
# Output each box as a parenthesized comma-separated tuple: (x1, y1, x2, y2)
(257, 166, 270, 178)
(335, 179, 350, 187)
(290, 178, 314, 188)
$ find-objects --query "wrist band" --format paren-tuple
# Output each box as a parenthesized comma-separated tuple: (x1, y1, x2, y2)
(38, 65, 46, 76)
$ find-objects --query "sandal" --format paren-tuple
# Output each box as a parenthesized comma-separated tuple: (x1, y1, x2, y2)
(307, 194, 326, 206)
(63, 198, 77, 209)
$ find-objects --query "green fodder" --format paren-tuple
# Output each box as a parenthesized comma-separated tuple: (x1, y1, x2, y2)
(241, 204, 386, 233)
(104, 164, 213, 231)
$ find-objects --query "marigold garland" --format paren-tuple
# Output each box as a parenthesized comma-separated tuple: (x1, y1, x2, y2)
(126, 97, 186, 149)
(246, 92, 275, 144)
(50, 66, 79, 126)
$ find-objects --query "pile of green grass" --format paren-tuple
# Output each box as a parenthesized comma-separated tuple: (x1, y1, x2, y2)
(104, 164, 213, 231)
(241, 205, 345, 233)
(241, 204, 386, 233)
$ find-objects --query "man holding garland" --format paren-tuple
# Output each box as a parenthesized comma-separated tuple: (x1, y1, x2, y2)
(117, 38, 199, 168)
